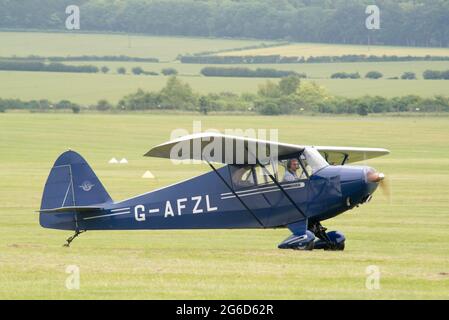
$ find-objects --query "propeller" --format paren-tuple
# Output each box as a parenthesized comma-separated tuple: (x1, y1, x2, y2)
(367, 171, 391, 202)
(378, 176, 391, 202)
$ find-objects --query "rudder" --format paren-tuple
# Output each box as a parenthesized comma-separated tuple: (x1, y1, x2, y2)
(40, 150, 112, 230)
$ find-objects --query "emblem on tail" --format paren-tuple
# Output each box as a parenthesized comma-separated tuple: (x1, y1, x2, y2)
(79, 181, 94, 192)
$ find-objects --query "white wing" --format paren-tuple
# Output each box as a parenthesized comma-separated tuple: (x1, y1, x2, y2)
(315, 146, 390, 164)
(145, 132, 389, 165)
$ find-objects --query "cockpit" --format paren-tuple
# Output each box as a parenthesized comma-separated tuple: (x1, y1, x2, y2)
(230, 147, 329, 189)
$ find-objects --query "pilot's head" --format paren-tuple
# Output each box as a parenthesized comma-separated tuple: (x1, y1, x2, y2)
(287, 159, 299, 172)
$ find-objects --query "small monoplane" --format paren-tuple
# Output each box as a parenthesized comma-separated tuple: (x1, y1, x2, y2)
(39, 133, 389, 250)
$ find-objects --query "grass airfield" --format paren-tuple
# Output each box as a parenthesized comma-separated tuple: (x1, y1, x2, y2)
(0, 113, 448, 299)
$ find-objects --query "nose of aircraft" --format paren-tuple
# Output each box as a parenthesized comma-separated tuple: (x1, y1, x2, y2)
(364, 166, 386, 196)
(358, 166, 389, 206)
(366, 168, 385, 183)
(337, 166, 385, 207)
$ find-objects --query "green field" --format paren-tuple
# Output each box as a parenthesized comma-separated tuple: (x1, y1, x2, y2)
(0, 113, 448, 299)
(1, 31, 449, 104)
(0, 71, 267, 104)
(0, 31, 272, 61)
(1, 70, 448, 105)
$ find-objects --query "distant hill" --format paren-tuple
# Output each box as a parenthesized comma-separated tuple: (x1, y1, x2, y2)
(0, 0, 448, 47)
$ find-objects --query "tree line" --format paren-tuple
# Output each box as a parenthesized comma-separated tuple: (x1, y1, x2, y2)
(200, 67, 305, 78)
(0, 55, 158, 63)
(423, 70, 449, 80)
(180, 54, 449, 64)
(2, 60, 447, 81)
(49, 55, 159, 62)
(0, 61, 177, 75)
(1, 0, 448, 47)
(0, 55, 159, 63)
(2, 76, 449, 115)
(0, 61, 99, 73)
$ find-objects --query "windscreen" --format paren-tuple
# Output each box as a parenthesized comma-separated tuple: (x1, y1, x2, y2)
(303, 147, 329, 173)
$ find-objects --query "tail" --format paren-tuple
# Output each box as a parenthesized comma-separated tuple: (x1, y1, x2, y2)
(39, 150, 112, 230)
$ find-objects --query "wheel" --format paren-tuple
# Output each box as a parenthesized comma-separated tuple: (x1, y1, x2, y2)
(304, 239, 315, 251)
(324, 231, 345, 251)
(336, 241, 345, 251)
(293, 239, 315, 251)
(324, 240, 345, 251)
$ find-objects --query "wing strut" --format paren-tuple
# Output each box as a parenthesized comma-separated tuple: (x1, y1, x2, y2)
(341, 154, 349, 165)
(205, 160, 264, 228)
(248, 148, 307, 220)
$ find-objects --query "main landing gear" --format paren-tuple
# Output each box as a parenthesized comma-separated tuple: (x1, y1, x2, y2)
(309, 222, 345, 251)
(278, 222, 345, 251)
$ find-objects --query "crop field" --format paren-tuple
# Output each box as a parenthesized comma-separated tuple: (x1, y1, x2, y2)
(220, 42, 449, 58)
(1, 31, 449, 104)
(0, 31, 272, 61)
(0, 113, 448, 299)
(1, 71, 449, 105)
(0, 71, 266, 104)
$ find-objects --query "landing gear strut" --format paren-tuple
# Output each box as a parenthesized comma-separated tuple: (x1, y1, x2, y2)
(309, 222, 345, 251)
(63, 230, 86, 247)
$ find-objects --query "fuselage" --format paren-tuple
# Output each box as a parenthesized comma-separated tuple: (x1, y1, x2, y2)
(69, 164, 378, 231)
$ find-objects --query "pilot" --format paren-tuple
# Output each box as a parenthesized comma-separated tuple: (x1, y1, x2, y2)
(283, 159, 299, 182)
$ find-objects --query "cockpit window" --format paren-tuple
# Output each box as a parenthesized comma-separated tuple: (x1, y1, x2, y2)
(302, 147, 329, 173)
(230, 165, 255, 189)
(255, 162, 275, 185)
(278, 158, 308, 182)
(229, 149, 328, 188)
(277, 148, 328, 182)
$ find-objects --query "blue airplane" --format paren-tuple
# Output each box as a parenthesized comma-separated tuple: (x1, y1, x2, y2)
(39, 133, 389, 250)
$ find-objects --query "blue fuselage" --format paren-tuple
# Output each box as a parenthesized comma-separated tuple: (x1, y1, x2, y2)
(43, 165, 378, 231)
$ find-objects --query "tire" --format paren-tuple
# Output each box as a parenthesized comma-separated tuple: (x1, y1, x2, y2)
(336, 241, 345, 251)
(324, 241, 345, 251)
(305, 240, 315, 251)
(294, 240, 315, 251)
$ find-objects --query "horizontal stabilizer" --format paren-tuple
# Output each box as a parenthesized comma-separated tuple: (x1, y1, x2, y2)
(38, 206, 104, 214)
